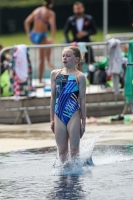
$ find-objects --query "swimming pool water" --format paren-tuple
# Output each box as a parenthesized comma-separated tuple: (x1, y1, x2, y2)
(0, 145, 133, 200)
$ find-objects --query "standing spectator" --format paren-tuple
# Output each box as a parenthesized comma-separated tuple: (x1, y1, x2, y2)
(24, 0, 56, 84)
(64, 1, 97, 84)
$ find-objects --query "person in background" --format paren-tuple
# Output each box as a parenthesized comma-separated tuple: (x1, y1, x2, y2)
(24, 0, 56, 83)
(50, 46, 86, 163)
(0, 42, 10, 74)
(0, 42, 13, 97)
(64, 1, 97, 84)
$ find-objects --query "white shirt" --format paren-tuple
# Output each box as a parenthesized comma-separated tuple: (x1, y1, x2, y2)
(76, 18, 84, 32)
(14, 44, 28, 82)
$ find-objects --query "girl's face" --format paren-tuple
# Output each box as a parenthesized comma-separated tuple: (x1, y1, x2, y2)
(62, 49, 79, 68)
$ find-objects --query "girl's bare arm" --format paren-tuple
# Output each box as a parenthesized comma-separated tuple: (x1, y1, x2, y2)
(49, 11, 56, 42)
(50, 70, 56, 122)
(24, 8, 39, 36)
(78, 73, 86, 135)
(24, 13, 34, 36)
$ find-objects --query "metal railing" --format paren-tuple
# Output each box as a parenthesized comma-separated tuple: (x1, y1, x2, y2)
(0, 40, 130, 124)
(106, 32, 133, 41)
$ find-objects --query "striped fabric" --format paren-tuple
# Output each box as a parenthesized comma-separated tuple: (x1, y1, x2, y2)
(9, 46, 32, 97)
(55, 74, 80, 125)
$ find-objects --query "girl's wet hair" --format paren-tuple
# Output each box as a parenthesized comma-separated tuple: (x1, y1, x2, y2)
(64, 46, 85, 66)
(42, 0, 54, 8)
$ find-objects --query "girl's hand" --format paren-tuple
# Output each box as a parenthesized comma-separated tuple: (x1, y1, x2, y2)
(50, 121, 55, 133)
(80, 123, 85, 138)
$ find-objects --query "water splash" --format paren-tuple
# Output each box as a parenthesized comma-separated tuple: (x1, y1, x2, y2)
(52, 157, 84, 175)
(52, 128, 107, 175)
(52, 125, 126, 175)
(80, 125, 120, 167)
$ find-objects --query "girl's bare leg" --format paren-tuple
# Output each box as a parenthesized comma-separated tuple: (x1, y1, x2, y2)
(54, 114, 69, 163)
(41, 38, 55, 69)
(67, 110, 81, 159)
(46, 38, 55, 69)
(38, 48, 45, 83)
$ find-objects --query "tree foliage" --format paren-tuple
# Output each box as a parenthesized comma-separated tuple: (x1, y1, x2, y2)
(0, 0, 41, 7)
(0, 0, 132, 7)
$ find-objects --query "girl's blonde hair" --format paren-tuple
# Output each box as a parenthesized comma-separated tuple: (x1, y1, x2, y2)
(64, 46, 85, 66)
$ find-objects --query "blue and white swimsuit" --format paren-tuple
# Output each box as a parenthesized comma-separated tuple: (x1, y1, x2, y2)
(55, 71, 80, 125)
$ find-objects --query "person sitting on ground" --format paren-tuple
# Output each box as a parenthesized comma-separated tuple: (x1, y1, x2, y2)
(24, 0, 56, 83)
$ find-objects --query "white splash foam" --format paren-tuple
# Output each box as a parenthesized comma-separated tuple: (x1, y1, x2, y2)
(52, 125, 133, 175)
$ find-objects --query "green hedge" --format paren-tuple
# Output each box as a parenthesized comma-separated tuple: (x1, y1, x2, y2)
(0, 0, 131, 7)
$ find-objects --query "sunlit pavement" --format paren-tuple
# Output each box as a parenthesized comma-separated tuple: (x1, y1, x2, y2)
(0, 115, 133, 153)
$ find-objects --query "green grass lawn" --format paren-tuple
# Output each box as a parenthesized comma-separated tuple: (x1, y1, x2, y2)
(0, 28, 132, 47)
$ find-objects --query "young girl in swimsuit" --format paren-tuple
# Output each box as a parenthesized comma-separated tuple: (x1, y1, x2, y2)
(24, 0, 56, 83)
(50, 46, 86, 163)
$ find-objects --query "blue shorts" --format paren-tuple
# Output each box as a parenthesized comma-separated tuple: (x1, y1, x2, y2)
(30, 31, 48, 44)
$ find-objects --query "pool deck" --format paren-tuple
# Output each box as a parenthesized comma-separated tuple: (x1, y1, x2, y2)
(0, 115, 133, 153)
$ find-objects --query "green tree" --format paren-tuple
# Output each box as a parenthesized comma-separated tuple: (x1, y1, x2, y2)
(0, 0, 132, 7)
